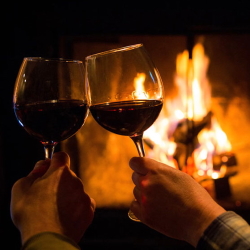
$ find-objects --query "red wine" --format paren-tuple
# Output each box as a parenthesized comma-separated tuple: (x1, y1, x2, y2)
(14, 100, 88, 144)
(90, 100, 163, 136)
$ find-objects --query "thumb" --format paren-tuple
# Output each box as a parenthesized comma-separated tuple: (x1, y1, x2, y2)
(45, 151, 70, 174)
(129, 157, 150, 175)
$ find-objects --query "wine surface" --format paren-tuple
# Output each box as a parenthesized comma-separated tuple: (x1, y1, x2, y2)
(14, 100, 88, 143)
(90, 100, 163, 136)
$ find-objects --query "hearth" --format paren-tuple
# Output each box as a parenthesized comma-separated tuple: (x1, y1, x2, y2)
(61, 34, 250, 210)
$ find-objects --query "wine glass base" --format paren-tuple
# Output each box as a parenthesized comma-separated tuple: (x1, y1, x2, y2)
(128, 210, 141, 222)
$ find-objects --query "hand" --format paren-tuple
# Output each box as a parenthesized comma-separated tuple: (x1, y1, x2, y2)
(10, 152, 95, 244)
(129, 157, 226, 247)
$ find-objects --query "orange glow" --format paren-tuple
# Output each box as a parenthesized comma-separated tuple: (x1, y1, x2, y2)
(144, 113, 177, 168)
(176, 43, 211, 121)
(64, 41, 234, 208)
(144, 42, 232, 178)
(194, 117, 232, 177)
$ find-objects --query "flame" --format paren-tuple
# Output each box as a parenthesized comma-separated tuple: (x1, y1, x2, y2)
(198, 117, 232, 154)
(194, 116, 232, 177)
(132, 71, 177, 167)
(144, 42, 232, 178)
(144, 115, 177, 168)
(175, 43, 211, 120)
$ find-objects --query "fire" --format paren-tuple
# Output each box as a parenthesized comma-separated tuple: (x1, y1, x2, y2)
(64, 41, 235, 208)
(132, 72, 178, 167)
(144, 42, 232, 178)
(175, 43, 211, 121)
(144, 115, 177, 168)
(194, 116, 232, 178)
(197, 117, 232, 154)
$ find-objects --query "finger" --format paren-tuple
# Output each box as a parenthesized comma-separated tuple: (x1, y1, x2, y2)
(132, 172, 142, 186)
(27, 159, 51, 178)
(14, 159, 51, 194)
(133, 186, 142, 204)
(90, 197, 96, 212)
(129, 157, 149, 175)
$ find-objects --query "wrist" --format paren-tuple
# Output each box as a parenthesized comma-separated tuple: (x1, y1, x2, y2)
(187, 204, 226, 247)
(22, 232, 80, 249)
(20, 223, 64, 245)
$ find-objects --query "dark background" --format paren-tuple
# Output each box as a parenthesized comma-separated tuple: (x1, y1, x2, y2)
(2, 2, 250, 249)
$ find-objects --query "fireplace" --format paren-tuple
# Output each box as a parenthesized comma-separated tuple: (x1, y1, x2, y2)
(60, 34, 250, 210)
(4, 6, 250, 250)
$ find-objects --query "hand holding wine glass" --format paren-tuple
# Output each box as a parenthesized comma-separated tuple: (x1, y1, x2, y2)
(13, 57, 89, 159)
(85, 44, 164, 221)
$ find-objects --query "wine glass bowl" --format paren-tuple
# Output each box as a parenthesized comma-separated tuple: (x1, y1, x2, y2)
(13, 57, 88, 159)
(85, 44, 164, 221)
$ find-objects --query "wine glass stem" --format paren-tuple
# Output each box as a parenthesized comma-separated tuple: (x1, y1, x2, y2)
(44, 145, 56, 159)
(129, 134, 145, 222)
(130, 134, 145, 157)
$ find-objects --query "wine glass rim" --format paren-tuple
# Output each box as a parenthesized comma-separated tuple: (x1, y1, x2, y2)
(23, 57, 83, 63)
(86, 44, 144, 59)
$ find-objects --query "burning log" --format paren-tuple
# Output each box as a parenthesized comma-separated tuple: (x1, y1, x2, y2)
(172, 111, 212, 169)
(172, 111, 212, 145)
(143, 41, 238, 202)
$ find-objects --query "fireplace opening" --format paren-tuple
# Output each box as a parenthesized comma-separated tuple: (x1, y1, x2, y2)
(61, 34, 250, 210)
(5, 6, 250, 250)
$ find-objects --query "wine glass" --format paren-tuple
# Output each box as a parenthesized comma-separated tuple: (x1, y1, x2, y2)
(13, 57, 89, 159)
(85, 44, 164, 221)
